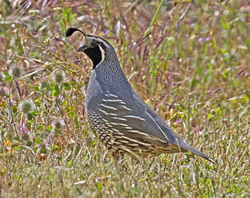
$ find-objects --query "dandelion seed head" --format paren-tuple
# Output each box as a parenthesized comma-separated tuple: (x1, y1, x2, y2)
(18, 99, 35, 113)
(9, 63, 24, 78)
(52, 119, 65, 130)
(53, 70, 65, 84)
(40, 81, 47, 89)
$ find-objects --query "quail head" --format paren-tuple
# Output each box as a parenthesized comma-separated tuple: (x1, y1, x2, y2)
(66, 28, 215, 163)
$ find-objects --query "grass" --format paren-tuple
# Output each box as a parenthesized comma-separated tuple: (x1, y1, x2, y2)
(0, 0, 249, 197)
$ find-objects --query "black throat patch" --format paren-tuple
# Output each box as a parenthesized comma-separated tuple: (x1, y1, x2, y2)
(84, 46, 103, 69)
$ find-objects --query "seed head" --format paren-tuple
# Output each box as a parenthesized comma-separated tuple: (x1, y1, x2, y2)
(18, 99, 35, 113)
(40, 80, 47, 89)
(52, 119, 65, 130)
(53, 70, 65, 84)
(9, 64, 24, 78)
(0, 73, 4, 82)
(55, 97, 62, 104)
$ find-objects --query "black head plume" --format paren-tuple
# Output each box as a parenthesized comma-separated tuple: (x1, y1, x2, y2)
(66, 28, 86, 37)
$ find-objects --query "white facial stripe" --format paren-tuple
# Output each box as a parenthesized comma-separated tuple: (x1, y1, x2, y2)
(98, 45, 105, 63)
(88, 36, 110, 48)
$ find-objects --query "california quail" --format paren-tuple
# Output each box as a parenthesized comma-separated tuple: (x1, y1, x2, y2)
(66, 28, 215, 163)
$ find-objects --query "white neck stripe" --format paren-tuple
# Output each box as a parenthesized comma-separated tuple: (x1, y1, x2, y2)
(98, 45, 105, 63)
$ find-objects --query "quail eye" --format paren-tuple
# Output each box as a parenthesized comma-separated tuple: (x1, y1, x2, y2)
(91, 41, 99, 48)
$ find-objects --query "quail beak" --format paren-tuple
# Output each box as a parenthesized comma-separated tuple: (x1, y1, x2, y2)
(77, 45, 87, 52)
